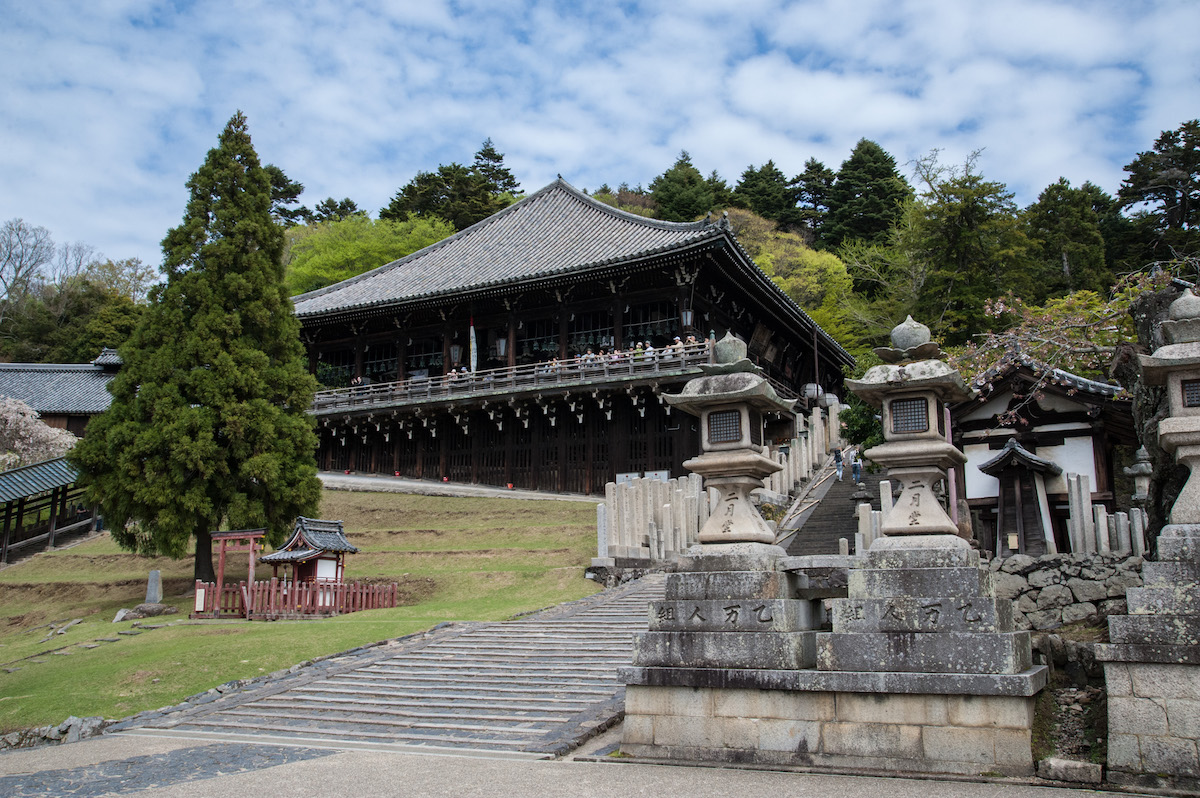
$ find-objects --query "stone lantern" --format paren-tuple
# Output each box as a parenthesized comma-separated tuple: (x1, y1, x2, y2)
(1139, 288, 1200, 524)
(1095, 287, 1200, 791)
(664, 333, 794, 546)
(845, 316, 971, 536)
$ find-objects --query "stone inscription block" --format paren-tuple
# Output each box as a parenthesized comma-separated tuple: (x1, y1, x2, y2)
(648, 599, 816, 633)
(632, 630, 817, 670)
(817, 631, 1032, 674)
(1142, 560, 1200, 588)
(831, 596, 1013, 634)
(847, 566, 992, 600)
(666, 571, 792, 601)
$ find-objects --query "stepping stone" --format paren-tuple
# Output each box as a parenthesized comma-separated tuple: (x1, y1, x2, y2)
(79, 644, 100, 649)
(28, 659, 46, 663)
(118, 630, 143, 636)
(52, 651, 72, 656)
(97, 638, 120, 643)
(3, 667, 20, 673)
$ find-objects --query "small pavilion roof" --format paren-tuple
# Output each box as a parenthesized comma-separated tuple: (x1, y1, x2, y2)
(978, 438, 1064, 477)
(0, 457, 78, 503)
(259, 517, 357, 564)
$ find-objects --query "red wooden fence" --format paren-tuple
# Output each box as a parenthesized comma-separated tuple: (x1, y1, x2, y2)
(191, 578, 399, 619)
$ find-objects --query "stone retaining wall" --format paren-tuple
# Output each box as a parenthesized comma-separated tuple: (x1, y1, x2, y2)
(989, 552, 1143, 631)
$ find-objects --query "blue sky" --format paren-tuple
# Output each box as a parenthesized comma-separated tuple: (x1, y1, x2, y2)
(1, 0, 1197, 268)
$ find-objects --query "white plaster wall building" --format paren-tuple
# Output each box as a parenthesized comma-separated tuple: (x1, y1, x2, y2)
(951, 353, 1137, 556)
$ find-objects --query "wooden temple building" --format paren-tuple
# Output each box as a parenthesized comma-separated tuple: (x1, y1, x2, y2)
(294, 179, 854, 494)
(952, 353, 1137, 556)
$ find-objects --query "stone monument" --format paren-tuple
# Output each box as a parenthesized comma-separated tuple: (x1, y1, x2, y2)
(1096, 288, 1200, 792)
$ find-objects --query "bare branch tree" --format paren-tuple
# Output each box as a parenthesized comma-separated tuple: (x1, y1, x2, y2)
(0, 218, 54, 326)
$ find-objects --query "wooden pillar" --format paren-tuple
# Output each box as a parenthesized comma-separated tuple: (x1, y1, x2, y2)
(507, 313, 517, 368)
(47, 486, 61, 548)
(247, 537, 257, 586)
(613, 297, 624, 350)
(216, 538, 228, 589)
(397, 337, 407, 381)
(0, 500, 12, 564)
(559, 307, 569, 359)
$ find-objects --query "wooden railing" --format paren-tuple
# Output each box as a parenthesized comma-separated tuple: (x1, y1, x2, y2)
(191, 578, 399, 620)
(312, 342, 716, 416)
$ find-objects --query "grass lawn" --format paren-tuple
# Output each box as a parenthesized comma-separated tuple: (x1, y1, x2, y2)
(0, 490, 601, 733)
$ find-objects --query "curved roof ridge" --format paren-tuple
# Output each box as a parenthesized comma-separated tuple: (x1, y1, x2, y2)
(550, 178, 713, 232)
(292, 179, 721, 317)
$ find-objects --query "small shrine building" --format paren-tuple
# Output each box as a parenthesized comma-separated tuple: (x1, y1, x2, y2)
(952, 353, 1137, 555)
(259, 516, 358, 583)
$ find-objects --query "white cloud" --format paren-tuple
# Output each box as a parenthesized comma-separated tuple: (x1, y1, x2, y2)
(0, 0, 1197, 268)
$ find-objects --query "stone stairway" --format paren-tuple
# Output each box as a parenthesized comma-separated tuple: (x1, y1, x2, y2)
(782, 468, 888, 556)
(118, 575, 665, 758)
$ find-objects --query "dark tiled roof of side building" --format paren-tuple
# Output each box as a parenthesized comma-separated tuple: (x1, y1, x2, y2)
(0, 349, 121, 415)
(260, 517, 358, 563)
(291, 179, 719, 318)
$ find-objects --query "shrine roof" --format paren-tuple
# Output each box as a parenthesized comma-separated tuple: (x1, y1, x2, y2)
(293, 179, 717, 318)
(261, 517, 358, 563)
(968, 351, 1124, 399)
(978, 438, 1063, 477)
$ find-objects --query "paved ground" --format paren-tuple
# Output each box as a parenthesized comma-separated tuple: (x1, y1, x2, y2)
(319, 472, 596, 502)
(0, 733, 1130, 797)
(110, 576, 667, 758)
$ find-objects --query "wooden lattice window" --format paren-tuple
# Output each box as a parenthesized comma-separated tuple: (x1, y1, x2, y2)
(891, 397, 929, 434)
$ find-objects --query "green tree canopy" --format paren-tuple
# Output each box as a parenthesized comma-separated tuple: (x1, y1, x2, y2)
(824, 139, 911, 249)
(649, 151, 715, 222)
(1119, 119, 1200, 256)
(731, 161, 794, 224)
(726, 207, 859, 353)
(1022, 177, 1111, 301)
(381, 139, 521, 232)
(790, 158, 836, 243)
(909, 152, 1034, 345)
(72, 112, 321, 581)
(0, 279, 141, 363)
(284, 214, 455, 295)
(310, 197, 364, 223)
(264, 164, 309, 227)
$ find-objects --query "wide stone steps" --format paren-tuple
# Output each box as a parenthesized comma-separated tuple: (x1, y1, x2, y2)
(123, 574, 665, 757)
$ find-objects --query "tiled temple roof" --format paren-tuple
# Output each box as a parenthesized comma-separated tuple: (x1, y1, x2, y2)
(970, 351, 1124, 398)
(293, 179, 716, 318)
(0, 361, 116, 414)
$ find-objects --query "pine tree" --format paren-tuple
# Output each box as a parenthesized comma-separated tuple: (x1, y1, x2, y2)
(1022, 178, 1111, 301)
(71, 112, 321, 581)
(824, 139, 911, 250)
(472, 138, 521, 197)
(649, 151, 715, 222)
(790, 158, 836, 242)
(731, 161, 794, 224)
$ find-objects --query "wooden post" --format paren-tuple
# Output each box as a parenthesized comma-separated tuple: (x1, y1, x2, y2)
(0, 500, 12, 564)
(247, 537, 256, 586)
(216, 538, 228, 592)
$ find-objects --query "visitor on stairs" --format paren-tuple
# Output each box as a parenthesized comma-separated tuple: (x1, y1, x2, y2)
(847, 446, 861, 483)
(833, 446, 844, 481)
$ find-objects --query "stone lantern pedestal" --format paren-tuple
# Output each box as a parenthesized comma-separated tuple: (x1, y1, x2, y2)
(1096, 289, 1200, 793)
